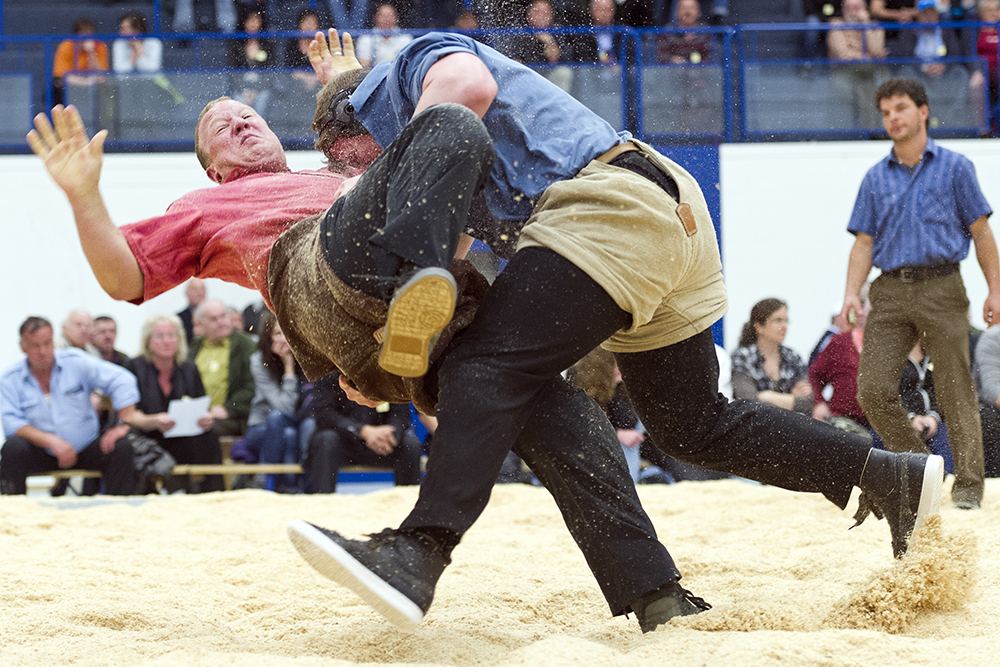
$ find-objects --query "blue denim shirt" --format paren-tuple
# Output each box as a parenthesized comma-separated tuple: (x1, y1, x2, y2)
(847, 138, 993, 272)
(1, 348, 140, 452)
(351, 32, 630, 225)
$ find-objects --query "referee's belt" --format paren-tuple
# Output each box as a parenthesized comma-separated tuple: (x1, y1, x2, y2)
(883, 263, 959, 283)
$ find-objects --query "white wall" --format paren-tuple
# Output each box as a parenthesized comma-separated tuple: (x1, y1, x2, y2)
(721, 139, 1000, 360)
(2, 139, 999, 374)
(0, 149, 327, 372)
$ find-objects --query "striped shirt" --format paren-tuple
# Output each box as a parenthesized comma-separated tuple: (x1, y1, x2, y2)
(847, 138, 992, 272)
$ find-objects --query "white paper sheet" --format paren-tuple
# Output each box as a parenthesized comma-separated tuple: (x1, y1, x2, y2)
(163, 396, 212, 438)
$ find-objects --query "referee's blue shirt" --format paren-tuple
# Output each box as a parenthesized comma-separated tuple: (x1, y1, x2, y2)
(847, 138, 992, 272)
(351, 32, 629, 225)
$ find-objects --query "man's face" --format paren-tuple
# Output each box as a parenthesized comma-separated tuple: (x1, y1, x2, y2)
(21, 326, 56, 372)
(374, 5, 398, 29)
(843, 0, 865, 18)
(591, 0, 614, 26)
(200, 301, 233, 343)
(197, 100, 287, 184)
(677, 0, 701, 26)
(92, 320, 117, 354)
(528, 1, 553, 28)
(879, 93, 928, 143)
(62, 312, 92, 349)
(186, 278, 206, 306)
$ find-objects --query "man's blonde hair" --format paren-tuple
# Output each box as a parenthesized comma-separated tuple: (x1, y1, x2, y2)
(194, 96, 233, 170)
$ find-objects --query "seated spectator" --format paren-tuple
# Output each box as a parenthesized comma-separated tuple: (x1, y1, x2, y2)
(872, 342, 955, 473)
(731, 298, 813, 413)
(125, 314, 225, 493)
(245, 311, 308, 492)
(171, 0, 237, 33)
(227, 8, 276, 115)
(809, 311, 871, 434)
(189, 299, 256, 436)
(828, 0, 888, 60)
(92, 315, 130, 367)
(508, 0, 573, 66)
(574, 0, 621, 66)
(976, 0, 999, 131)
(58, 309, 99, 355)
(567, 347, 644, 482)
(975, 323, 1000, 476)
(52, 18, 110, 105)
(177, 278, 206, 345)
(306, 373, 422, 494)
(828, 0, 889, 128)
(285, 8, 321, 71)
(453, 8, 481, 32)
(1, 317, 137, 495)
(655, 0, 715, 64)
(113, 12, 163, 73)
(808, 307, 853, 368)
(870, 0, 919, 54)
(896, 0, 965, 75)
(801, 0, 844, 59)
(354, 4, 414, 68)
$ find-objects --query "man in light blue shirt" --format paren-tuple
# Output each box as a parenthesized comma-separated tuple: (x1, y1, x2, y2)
(1, 316, 140, 495)
(842, 78, 999, 510)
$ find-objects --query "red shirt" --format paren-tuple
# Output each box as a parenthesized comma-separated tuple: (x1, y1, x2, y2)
(808, 330, 869, 427)
(120, 168, 344, 311)
(978, 27, 998, 82)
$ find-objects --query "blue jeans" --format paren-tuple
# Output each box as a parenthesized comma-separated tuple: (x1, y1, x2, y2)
(245, 411, 303, 489)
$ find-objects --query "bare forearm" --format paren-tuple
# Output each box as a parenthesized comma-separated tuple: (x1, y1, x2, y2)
(973, 217, 1000, 293)
(15, 425, 63, 450)
(69, 188, 144, 301)
(845, 234, 873, 299)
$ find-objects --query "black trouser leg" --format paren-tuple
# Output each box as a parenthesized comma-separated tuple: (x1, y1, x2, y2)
(76, 435, 136, 496)
(615, 329, 870, 510)
(321, 103, 496, 297)
(401, 247, 633, 534)
(0, 436, 59, 495)
(511, 377, 680, 614)
(393, 431, 422, 486)
(308, 429, 348, 493)
(400, 247, 678, 613)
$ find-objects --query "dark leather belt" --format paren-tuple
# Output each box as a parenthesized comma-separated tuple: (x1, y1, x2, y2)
(883, 263, 959, 283)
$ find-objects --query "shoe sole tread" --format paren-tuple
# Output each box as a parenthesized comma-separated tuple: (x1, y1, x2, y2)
(379, 269, 456, 378)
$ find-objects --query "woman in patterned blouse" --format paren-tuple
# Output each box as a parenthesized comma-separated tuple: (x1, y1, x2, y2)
(730, 298, 813, 413)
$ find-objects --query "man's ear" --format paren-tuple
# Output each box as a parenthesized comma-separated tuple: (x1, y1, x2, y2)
(206, 165, 223, 184)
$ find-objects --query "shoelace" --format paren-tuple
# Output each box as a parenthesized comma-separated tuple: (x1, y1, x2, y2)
(850, 490, 885, 530)
(679, 587, 713, 612)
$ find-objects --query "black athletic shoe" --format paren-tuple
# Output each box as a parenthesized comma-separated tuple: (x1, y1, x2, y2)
(287, 520, 450, 631)
(632, 580, 712, 633)
(378, 267, 456, 377)
(853, 450, 944, 559)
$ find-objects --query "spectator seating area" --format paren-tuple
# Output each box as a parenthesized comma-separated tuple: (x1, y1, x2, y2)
(0, 0, 995, 151)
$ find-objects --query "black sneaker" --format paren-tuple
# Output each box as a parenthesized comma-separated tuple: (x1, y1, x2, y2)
(287, 521, 450, 631)
(378, 267, 457, 377)
(853, 450, 944, 559)
(631, 580, 712, 633)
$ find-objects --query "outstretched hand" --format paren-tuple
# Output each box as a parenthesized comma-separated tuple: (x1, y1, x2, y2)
(309, 29, 362, 86)
(26, 105, 108, 200)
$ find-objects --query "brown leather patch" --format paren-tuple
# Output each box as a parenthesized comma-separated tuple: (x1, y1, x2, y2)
(677, 202, 697, 237)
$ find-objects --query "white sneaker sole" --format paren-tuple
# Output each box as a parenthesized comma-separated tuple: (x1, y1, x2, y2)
(379, 268, 456, 378)
(913, 454, 944, 537)
(287, 520, 424, 632)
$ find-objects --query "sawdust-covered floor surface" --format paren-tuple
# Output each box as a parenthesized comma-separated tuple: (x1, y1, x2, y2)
(0, 477, 994, 667)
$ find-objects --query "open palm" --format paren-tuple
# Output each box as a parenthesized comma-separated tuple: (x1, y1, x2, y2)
(26, 104, 108, 198)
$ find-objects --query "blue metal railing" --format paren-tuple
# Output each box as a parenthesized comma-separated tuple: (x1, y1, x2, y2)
(0, 21, 995, 153)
